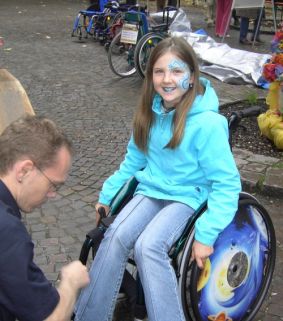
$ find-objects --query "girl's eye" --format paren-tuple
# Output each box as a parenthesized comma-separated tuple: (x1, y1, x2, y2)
(172, 69, 183, 74)
(154, 69, 163, 74)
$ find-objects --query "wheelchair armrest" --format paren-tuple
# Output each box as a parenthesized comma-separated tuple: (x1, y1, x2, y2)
(109, 176, 139, 216)
(79, 227, 104, 264)
(150, 23, 169, 32)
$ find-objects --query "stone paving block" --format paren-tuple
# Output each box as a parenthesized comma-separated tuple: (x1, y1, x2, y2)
(55, 263, 68, 273)
(49, 229, 66, 238)
(68, 194, 84, 201)
(40, 264, 56, 274)
(74, 216, 92, 224)
(246, 154, 280, 165)
(263, 167, 283, 196)
(34, 255, 48, 266)
(234, 157, 249, 168)
(242, 162, 268, 173)
(34, 247, 44, 255)
(58, 221, 80, 230)
(84, 204, 95, 212)
(44, 273, 59, 283)
(41, 215, 57, 224)
(39, 238, 59, 247)
(44, 245, 61, 255)
(232, 147, 254, 159)
(59, 236, 76, 245)
(59, 188, 75, 197)
(25, 211, 41, 219)
(31, 231, 47, 241)
(239, 169, 264, 190)
(269, 292, 281, 304)
(31, 223, 47, 232)
(49, 253, 69, 264)
(81, 195, 95, 203)
(72, 185, 87, 191)
(267, 303, 283, 317)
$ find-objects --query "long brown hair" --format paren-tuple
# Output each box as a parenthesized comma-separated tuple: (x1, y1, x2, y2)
(133, 36, 203, 152)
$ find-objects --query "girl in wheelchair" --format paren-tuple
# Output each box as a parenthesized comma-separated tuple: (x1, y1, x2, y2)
(74, 36, 241, 321)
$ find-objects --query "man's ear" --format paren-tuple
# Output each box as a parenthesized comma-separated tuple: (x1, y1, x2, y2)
(15, 159, 34, 183)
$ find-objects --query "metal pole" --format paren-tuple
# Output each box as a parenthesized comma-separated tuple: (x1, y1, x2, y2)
(272, 0, 277, 32)
(252, 6, 264, 47)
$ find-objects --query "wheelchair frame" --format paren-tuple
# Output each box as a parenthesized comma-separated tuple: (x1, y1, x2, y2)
(78, 107, 276, 321)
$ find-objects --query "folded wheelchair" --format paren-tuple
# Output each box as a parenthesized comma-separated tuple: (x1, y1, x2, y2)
(78, 106, 276, 321)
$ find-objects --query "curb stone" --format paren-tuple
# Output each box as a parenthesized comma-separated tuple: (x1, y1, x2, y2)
(233, 149, 283, 197)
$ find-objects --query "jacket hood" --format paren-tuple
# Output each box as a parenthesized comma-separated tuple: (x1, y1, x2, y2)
(152, 77, 219, 116)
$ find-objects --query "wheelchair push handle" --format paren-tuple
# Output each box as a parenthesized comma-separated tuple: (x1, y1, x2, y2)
(228, 105, 265, 130)
(98, 206, 107, 219)
(236, 105, 265, 119)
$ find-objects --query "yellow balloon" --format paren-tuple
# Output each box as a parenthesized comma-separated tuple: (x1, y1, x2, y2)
(266, 81, 281, 112)
(271, 122, 283, 149)
(257, 111, 282, 140)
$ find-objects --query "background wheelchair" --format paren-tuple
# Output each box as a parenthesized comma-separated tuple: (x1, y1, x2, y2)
(107, 6, 178, 78)
(71, 0, 140, 41)
(71, 0, 109, 40)
(78, 106, 276, 321)
(134, 8, 193, 78)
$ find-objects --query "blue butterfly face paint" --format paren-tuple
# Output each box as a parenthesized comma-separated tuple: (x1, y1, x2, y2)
(168, 59, 191, 91)
(152, 52, 193, 108)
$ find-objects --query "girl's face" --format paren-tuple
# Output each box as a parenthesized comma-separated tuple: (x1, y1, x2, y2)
(152, 51, 193, 108)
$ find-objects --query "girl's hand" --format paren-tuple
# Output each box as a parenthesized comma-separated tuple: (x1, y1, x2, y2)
(191, 240, 214, 269)
(95, 203, 110, 226)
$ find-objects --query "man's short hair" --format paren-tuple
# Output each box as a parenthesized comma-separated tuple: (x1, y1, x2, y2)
(0, 115, 73, 175)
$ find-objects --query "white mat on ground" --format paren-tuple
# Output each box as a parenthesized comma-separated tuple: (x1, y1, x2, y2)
(170, 31, 271, 85)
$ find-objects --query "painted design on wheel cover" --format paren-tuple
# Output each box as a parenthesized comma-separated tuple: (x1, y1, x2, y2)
(196, 205, 268, 321)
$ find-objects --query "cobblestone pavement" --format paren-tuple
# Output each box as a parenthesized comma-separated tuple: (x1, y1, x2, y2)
(0, 1, 282, 320)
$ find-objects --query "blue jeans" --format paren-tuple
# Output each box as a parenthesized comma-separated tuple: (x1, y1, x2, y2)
(239, 14, 262, 41)
(75, 194, 195, 321)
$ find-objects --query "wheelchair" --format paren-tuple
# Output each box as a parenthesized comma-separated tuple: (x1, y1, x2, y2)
(107, 6, 178, 78)
(71, 0, 109, 40)
(71, 0, 144, 43)
(78, 106, 276, 321)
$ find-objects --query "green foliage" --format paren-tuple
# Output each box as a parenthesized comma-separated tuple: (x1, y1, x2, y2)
(257, 175, 265, 191)
(246, 92, 258, 105)
(272, 161, 283, 169)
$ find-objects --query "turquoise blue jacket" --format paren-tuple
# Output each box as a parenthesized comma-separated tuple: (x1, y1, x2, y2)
(99, 78, 241, 246)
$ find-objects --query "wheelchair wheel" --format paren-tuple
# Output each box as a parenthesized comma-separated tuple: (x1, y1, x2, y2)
(178, 196, 276, 321)
(108, 31, 136, 77)
(134, 33, 166, 79)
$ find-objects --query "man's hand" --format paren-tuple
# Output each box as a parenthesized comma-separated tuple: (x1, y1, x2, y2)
(44, 261, 90, 321)
(60, 260, 90, 290)
(95, 203, 110, 226)
(191, 240, 214, 269)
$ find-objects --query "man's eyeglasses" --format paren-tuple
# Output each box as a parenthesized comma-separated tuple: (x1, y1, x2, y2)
(35, 165, 64, 192)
